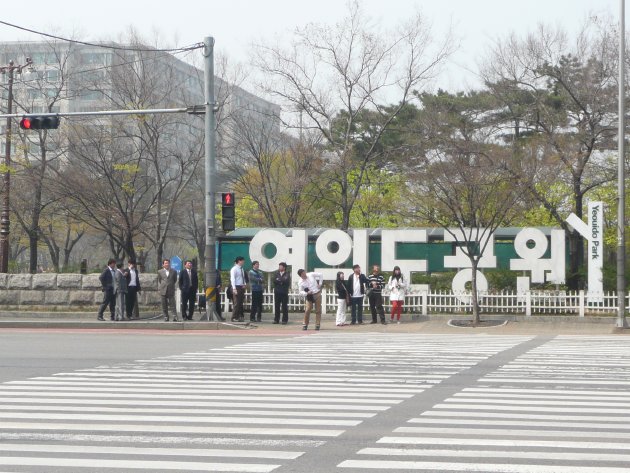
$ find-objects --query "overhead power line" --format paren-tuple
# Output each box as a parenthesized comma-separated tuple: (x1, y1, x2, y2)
(0, 20, 204, 53)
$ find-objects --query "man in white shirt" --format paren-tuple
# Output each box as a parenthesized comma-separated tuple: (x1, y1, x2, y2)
(230, 256, 247, 322)
(125, 259, 141, 319)
(298, 269, 323, 331)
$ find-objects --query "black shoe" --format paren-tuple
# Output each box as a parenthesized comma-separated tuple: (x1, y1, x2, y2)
(381, 320, 387, 325)
(97, 316, 104, 321)
(302, 325, 308, 330)
(315, 325, 320, 331)
(358, 321, 364, 325)
(164, 317, 169, 322)
(272, 320, 279, 324)
(281, 321, 288, 325)
(370, 321, 377, 324)
(250, 318, 256, 322)
(350, 321, 356, 325)
(110, 317, 115, 321)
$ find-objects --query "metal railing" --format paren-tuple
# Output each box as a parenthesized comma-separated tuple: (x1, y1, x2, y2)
(212, 288, 628, 318)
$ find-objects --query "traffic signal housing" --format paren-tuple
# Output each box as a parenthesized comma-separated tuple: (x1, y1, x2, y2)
(19, 116, 61, 130)
(221, 192, 235, 232)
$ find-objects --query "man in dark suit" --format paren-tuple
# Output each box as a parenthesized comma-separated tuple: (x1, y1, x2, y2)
(158, 258, 179, 322)
(347, 264, 369, 325)
(124, 259, 141, 319)
(273, 262, 291, 324)
(97, 258, 117, 321)
(179, 260, 198, 321)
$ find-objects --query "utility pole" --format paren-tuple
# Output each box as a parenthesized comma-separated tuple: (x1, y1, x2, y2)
(0, 57, 33, 273)
(617, 0, 628, 328)
(203, 36, 222, 322)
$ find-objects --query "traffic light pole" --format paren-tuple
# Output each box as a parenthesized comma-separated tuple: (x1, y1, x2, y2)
(0, 58, 33, 273)
(203, 36, 222, 322)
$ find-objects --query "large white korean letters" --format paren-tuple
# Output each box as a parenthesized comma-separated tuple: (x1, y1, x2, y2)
(510, 228, 565, 286)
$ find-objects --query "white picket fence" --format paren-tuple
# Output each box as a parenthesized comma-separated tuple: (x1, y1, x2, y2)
(214, 288, 627, 318)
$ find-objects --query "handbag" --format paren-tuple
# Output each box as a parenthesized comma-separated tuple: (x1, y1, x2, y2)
(365, 287, 373, 297)
(226, 285, 233, 301)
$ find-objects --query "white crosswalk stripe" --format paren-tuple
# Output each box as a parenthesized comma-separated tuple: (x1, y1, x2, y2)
(341, 336, 630, 472)
(0, 333, 525, 472)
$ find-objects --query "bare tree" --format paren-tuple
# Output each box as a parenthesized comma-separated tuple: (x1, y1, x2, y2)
(61, 33, 204, 267)
(408, 143, 522, 325)
(2, 40, 75, 273)
(223, 110, 328, 227)
(39, 207, 85, 272)
(481, 19, 618, 289)
(254, 0, 453, 229)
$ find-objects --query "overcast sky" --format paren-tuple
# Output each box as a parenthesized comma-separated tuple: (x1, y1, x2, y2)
(0, 0, 624, 92)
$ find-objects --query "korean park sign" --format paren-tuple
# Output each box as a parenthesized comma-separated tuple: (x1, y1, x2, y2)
(246, 202, 603, 297)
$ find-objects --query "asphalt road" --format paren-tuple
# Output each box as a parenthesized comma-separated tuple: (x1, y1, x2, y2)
(0, 329, 629, 472)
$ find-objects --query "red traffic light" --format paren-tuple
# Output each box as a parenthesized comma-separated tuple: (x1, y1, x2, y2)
(19, 115, 61, 130)
(222, 192, 235, 206)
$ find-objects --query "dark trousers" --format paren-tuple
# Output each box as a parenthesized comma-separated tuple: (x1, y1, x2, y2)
(250, 290, 263, 321)
(351, 297, 363, 323)
(126, 286, 139, 319)
(181, 289, 196, 320)
(98, 288, 116, 319)
(274, 292, 288, 323)
(369, 292, 385, 322)
(232, 286, 245, 321)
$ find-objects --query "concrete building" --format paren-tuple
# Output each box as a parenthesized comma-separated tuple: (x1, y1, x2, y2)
(0, 40, 280, 157)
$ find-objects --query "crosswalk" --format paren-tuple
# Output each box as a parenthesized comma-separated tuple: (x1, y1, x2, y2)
(340, 335, 630, 472)
(0, 333, 528, 472)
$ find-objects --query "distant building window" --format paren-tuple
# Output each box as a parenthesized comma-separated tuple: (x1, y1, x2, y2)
(31, 52, 58, 65)
(79, 69, 106, 83)
(80, 90, 104, 101)
(46, 70, 60, 82)
(80, 53, 111, 66)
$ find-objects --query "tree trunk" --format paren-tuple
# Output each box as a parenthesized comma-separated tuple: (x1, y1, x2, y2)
(28, 231, 39, 274)
(470, 261, 480, 326)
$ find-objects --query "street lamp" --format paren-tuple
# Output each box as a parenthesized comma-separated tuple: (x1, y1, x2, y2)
(0, 57, 33, 273)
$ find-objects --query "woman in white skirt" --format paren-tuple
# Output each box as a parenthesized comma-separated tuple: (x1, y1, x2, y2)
(335, 271, 349, 326)
(388, 266, 406, 323)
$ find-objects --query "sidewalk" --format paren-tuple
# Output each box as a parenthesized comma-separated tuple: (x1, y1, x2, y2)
(0, 310, 627, 335)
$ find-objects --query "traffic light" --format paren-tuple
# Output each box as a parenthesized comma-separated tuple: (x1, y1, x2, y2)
(221, 192, 235, 232)
(19, 116, 61, 130)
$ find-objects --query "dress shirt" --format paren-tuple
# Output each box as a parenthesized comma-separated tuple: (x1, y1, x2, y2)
(352, 274, 362, 297)
(128, 269, 138, 287)
(299, 272, 323, 295)
(230, 264, 246, 287)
